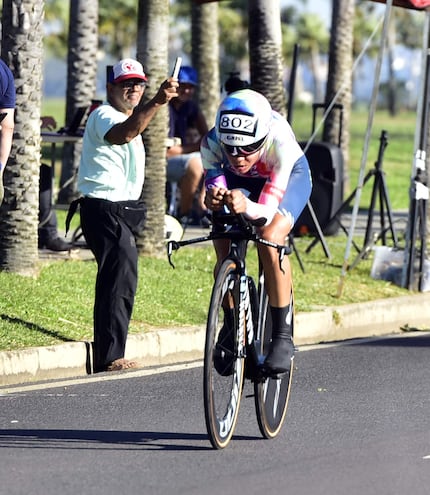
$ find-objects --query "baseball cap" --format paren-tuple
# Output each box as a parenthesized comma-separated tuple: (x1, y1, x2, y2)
(112, 58, 148, 83)
(178, 66, 198, 86)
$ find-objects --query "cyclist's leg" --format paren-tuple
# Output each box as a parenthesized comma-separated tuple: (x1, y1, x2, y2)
(258, 157, 312, 374)
(213, 238, 230, 276)
(258, 215, 295, 374)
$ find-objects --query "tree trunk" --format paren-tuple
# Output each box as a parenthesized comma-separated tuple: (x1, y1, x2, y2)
(248, 0, 287, 116)
(191, 2, 220, 126)
(58, 0, 98, 205)
(323, 0, 354, 193)
(0, 0, 44, 275)
(137, 0, 169, 256)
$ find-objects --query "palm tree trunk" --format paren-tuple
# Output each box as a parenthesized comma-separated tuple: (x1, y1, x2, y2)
(248, 0, 287, 116)
(0, 0, 44, 275)
(323, 0, 354, 192)
(191, 2, 220, 126)
(58, 0, 98, 205)
(137, 0, 170, 256)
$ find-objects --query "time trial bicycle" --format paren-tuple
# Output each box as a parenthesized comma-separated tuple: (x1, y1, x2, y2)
(167, 212, 295, 449)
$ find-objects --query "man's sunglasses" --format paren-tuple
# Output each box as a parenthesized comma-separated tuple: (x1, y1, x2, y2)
(222, 136, 266, 157)
(119, 79, 146, 89)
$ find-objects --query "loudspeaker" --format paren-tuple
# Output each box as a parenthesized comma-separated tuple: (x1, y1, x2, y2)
(294, 141, 344, 236)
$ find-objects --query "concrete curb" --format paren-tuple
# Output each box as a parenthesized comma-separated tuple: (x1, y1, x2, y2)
(1, 293, 429, 387)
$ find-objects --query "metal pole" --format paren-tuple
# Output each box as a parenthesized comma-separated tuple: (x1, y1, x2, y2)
(337, 0, 393, 297)
(287, 44, 300, 124)
(401, 11, 430, 290)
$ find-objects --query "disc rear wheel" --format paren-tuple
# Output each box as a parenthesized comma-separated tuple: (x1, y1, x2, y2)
(254, 287, 294, 439)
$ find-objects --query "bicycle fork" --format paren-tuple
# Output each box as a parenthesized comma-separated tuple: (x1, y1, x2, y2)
(237, 275, 253, 358)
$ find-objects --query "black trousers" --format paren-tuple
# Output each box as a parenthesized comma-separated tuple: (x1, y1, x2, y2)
(79, 197, 139, 373)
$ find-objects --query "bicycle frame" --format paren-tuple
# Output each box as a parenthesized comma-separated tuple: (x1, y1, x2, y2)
(167, 213, 294, 448)
(167, 213, 291, 371)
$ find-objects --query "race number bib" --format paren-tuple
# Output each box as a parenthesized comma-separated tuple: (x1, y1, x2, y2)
(218, 111, 257, 137)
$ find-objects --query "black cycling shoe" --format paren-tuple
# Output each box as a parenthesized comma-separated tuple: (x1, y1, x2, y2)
(264, 336, 295, 376)
(213, 320, 235, 377)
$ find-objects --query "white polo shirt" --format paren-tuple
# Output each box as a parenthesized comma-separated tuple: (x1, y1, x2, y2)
(78, 103, 145, 201)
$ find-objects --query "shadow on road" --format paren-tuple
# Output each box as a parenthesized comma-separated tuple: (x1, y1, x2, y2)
(0, 428, 259, 451)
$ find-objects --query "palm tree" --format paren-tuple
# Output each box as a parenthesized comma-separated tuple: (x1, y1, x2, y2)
(248, 0, 287, 116)
(58, 0, 98, 205)
(0, 0, 44, 275)
(191, 1, 220, 126)
(323, 0, 355, 192)
(296, 13, 329, 104)
(137, 0, 170, 256)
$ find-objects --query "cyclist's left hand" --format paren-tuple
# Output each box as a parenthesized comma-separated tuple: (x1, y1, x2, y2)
(223, 189, 247, 214)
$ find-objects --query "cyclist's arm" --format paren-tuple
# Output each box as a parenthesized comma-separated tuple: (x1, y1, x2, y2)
(245, 134, 305, 224)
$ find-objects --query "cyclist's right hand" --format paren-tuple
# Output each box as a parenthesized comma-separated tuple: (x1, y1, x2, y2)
(204, 186, 229, 211)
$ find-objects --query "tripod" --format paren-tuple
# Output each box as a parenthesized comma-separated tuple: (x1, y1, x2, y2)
(306, 130, 398, 267)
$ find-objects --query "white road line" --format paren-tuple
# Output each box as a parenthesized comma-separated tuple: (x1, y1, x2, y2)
(0, 360, 203, 395)
(1, 331, 428, 396)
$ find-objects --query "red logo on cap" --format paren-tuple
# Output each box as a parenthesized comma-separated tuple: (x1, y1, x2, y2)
(122, 61, 134, 73)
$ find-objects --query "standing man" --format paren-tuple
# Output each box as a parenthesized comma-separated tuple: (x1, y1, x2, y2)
(77, 58, 178, 373)
(0, 59, 16, 205)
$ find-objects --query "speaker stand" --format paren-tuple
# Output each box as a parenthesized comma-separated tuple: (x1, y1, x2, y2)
(306, 130, 398, 265)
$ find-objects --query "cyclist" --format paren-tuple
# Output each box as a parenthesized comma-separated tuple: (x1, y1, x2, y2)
(201, 89, 312, 375)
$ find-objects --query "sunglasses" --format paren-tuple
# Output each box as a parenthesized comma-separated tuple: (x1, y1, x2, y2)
(222, 136, 266, 157)
(119, 79, 146, 89)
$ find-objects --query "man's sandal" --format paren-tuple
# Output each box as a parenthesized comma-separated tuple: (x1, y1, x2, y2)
(106, 358, 138, 372)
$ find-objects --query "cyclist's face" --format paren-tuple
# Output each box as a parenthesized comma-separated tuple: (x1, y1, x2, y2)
(225, 149, 261, 174)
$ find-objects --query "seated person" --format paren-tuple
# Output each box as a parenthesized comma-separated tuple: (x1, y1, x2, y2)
(166, 66, 208, 222)
(39, 116, 72, 251)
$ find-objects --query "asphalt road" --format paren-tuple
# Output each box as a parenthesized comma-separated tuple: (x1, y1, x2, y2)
(1, 331, 430, 495)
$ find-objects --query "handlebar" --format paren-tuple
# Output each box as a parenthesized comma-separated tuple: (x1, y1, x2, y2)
(166, 212, 292, 271)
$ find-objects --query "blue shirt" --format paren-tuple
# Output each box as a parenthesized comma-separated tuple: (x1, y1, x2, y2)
(168, 100, 199, 144)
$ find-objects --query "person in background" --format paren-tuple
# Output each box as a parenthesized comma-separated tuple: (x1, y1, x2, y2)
(0, 59, 16, 205)
(201, 89, 312, 376)
(224, 71, 250, 94)
(39, 116, 73, 251)
(76, 58, 178, 373)
(166, 65, 208, 223)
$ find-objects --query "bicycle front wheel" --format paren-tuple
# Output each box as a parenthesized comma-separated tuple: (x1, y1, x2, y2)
(203, 258, 245, 449)
(254, 286, 294, 439)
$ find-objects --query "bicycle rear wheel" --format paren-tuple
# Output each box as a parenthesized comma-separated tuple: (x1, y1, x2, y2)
(203, 258, 245, 449)
(254, 285, 294, 439)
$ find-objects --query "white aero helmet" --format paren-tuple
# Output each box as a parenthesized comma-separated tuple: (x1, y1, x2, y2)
(216, 89, 272, 155)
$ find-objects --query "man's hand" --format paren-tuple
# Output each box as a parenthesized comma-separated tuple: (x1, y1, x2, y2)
(154, 77, 179, 105)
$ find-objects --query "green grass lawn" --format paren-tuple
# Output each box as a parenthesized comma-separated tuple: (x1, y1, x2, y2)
(0, 234, 409, 352)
